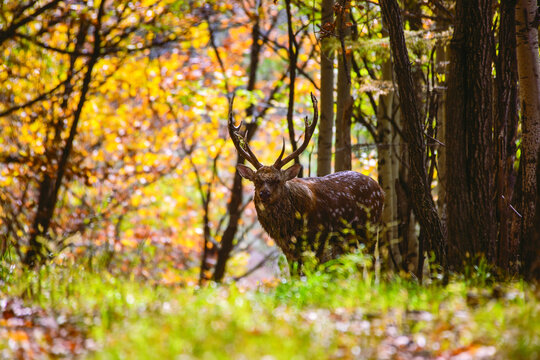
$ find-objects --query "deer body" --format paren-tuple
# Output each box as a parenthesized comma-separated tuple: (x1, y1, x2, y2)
(252, 170, 384, 264)
(229, 94, 384, 267)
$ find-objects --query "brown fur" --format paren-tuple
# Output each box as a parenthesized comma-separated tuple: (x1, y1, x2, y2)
(238, 165, 385, 266)
(230, 94, 383, 268)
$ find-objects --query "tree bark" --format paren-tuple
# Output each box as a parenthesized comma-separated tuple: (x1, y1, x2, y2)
(532, 146, 540, 280)
(515, 0, 540, 277)
(334, 0, 352, 172)
(379, 0, 446, 266)
(284, 0, 300, 174)
(495, 0, 520, 271)
(445, 0, 496, 268)
(317, 0, 334, 176)
(435, 42, 448, 226)
(397, 0, 424, 275)
(377, 58, 400, 269)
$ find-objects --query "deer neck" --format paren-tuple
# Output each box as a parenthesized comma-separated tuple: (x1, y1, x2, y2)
(285, 180, 314, 213)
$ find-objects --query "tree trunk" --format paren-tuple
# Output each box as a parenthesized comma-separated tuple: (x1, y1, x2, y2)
(531, 146, 540, 280)
(379, 0, 446, 266)
(377, 58, 401, 269)
(445, 0, 496, 268)
(435, 42, 448, 224)
(335, 1, 352, 172)
(515, 0, 540, 278)
(213, 142, 255, 282)
(213, 4, 263, 282)
(317, 0, 334, 176)
(284, 0, 300, 175)
(495, 0, 520, 271)
(397, 0, 424, 275)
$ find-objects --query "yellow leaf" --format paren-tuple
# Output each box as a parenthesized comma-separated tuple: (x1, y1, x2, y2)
(9, 330, 29, 342)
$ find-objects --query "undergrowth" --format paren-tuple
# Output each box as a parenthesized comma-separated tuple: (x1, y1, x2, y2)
(0, 252, 538, 359)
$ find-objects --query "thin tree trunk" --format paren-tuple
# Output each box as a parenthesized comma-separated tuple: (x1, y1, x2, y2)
(284, 0, 300, 174)
(445, 0, 496, 268)
(377, 59, 400, 269)
(317, 0, 334, 176)
(396, 127, 419, 274)
(435, 42, 447, 224)
(516, 0, 540, 278)
(335, 0, 352, 171)
(379, 0, 446, 266)
(195, 163, 213, 285)
(398, 0, 424, 275)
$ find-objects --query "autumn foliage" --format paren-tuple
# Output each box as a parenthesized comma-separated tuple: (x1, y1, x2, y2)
(1, 1, 539, 359)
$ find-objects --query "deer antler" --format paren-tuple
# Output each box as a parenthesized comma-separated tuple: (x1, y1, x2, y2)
(228, 94, 263, 170)
(273, 138, 286, 167)
(274, 93, 318, 169)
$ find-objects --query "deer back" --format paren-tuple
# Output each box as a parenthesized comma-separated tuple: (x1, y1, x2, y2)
(291, 171, 384, 231)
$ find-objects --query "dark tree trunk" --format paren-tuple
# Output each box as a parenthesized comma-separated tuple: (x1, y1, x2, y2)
(212, 124, 258, 283)
(445, 0, 496, 268)
(379, 0, 446, 266)
(284, 0, 300, 175)
(213, 4, 263, 282)
(335, 0, 352, 172)
(494, 0, 520, 271)
(198, 187, 213, 285)
(395, 0, 424, 274)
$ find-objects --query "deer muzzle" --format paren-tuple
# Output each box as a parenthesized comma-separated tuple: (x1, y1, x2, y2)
(258, 189, 271, 202)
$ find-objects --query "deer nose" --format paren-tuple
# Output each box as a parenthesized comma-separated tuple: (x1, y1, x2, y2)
(259, 189, 271, 201)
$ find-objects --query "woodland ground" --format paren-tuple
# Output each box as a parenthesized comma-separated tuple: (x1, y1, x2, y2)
(0, 252, 538, 360)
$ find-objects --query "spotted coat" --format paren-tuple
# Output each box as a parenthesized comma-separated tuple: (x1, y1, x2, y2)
(247, 168, 384, 265)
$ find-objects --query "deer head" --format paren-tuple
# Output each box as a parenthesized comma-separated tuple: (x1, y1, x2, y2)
(228, 93, 318, 206)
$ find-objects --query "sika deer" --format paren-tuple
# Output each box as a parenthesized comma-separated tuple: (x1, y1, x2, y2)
(229, 93, 384, 269)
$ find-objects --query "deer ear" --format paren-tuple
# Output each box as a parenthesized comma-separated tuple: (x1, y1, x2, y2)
(237, 164, 255, 180)
(283, 163, 301, 181)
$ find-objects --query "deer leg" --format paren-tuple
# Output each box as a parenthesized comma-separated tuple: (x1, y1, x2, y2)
(315, 231, 328, 262)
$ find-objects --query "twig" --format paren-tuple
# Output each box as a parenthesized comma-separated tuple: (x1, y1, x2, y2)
(233, 251, 280, 281)
(502, 195, 522, 218)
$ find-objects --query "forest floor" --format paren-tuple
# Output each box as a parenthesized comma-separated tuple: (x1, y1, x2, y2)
(0, 253, 538, 360)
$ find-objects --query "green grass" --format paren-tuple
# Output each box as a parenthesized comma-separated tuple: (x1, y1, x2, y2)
(0, 255, 538, 359)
